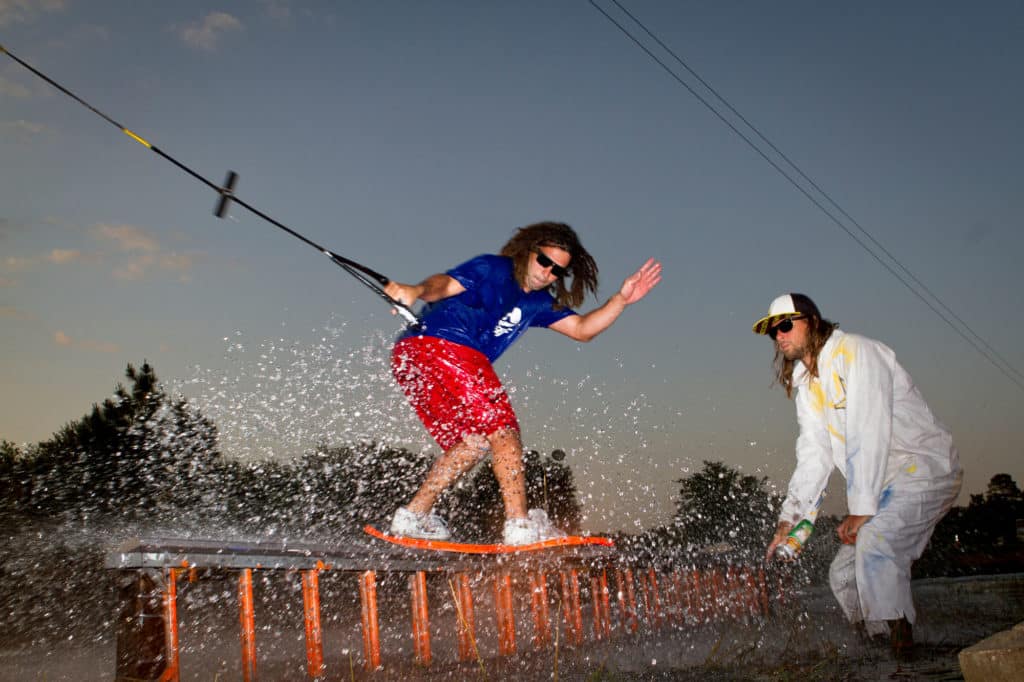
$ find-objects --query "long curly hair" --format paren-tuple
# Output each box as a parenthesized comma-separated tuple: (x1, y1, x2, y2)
(774, 315, 840, 398)
(499, 221, 598, 309)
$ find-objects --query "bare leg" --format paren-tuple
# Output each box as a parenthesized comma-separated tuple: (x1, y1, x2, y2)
(488, 427, 528, 520)
(405, 435, 489, 515)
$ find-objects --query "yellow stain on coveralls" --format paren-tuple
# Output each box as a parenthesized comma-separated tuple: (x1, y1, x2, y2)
(828, 423, 846, 443)
(808, 378, 826, 413)
(831, 336, 856, 366)
(827, 337, 853, 411)
(830, 372, 847, 409)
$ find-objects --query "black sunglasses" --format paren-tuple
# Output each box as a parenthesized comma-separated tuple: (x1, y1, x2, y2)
(768, 316, 805, 339)
(534, 250, 570, 278)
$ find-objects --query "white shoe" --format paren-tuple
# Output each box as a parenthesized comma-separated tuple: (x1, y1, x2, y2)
(389, 507, 451, 541)
(502, 509, 567, 545)
(528, 508, 567, 540)
(502, 517, 538, 545)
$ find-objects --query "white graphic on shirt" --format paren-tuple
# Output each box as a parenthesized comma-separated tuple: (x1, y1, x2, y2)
(493, 307, 523, 337)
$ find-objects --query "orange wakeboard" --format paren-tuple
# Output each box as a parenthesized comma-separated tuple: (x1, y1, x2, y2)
(364, 525, 614, 554)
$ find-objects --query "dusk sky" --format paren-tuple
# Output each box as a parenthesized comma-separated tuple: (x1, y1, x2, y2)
(3, 1, 1022, 531)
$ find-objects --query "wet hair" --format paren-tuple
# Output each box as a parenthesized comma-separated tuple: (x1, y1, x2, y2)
(773, 314, 839, 398)
(499, 221, 598, 308)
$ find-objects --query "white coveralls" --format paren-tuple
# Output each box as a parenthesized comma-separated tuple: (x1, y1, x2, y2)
(779, 330, 961, 632)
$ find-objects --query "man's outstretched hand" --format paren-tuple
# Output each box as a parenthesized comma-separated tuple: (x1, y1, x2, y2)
(619, 258, 662, 305)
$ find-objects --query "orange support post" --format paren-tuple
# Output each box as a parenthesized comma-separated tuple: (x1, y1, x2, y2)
(743, 568, 755, 618)
(724, 566, 736, 619)
(671, 570, 685, 625)
(493, 572, 516, 656)
(730, 568, 740, 619)
(162, 568, 180, 682)
(453, 573, 477, 662)
(569, 569, 583, 645)
(646, 567, 662, 629)
(529, 571, 550, 648)
(238, 569, 257, 682)
(301, 569, 325, 678)
(590, 572, 611, 641)
(711, 568, 724, 621)
(558, 569, 583, 646)
(758, 568, 770, 616)
(359, 571, 381, 672)
(410, 571, 432, 666)
(692, 569, 700, 622)
(559, 571, 572, 643)
(598, 570, 611, 639)
(616, 568, 638, 633)
(638, 570, 650, 630)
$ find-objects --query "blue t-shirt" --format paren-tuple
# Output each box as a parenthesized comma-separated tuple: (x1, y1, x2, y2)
(398, 254, 577, 362)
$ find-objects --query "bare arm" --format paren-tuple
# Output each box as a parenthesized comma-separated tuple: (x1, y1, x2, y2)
(766, 520, 793, 561)
(384, 273, 465, 308)
(549, 258, 662, 342)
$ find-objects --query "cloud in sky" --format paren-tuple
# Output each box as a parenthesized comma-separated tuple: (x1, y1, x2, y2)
(0, 119, 45, 135)
(262, 0, 291, 22)
(46, 248, 81, 264)
(3, 255, 37, 272)
(178, 12, 243, 51)
(92, 223, 199, 281)
(0, 0, 67, 27)
(0, 224, 198, 281)
(54, 330, 120, 354)
(0, 76, 32, 98)
(93, 223, 160, 253)
(0, 305, 34, 319)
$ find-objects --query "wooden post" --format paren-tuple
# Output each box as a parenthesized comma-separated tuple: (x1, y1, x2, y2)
(115, 569, 175, 681)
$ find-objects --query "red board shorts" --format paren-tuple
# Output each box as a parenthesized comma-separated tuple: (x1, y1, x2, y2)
(391, 336, 519, 451)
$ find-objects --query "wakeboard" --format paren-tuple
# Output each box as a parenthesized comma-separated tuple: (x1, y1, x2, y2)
(363, 525, 614, 555)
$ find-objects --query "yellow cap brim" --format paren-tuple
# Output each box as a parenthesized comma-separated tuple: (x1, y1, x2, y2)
(752, 314, 797, 335)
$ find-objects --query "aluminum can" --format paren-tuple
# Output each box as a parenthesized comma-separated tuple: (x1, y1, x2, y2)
(775, 519, 814, 560)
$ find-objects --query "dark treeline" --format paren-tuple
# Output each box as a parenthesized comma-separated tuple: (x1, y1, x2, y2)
(615, 460, 1024, 581)
(1, 361, 1020, 576)
(0, 362, 1021, 647)
(0, 362, 581, 541)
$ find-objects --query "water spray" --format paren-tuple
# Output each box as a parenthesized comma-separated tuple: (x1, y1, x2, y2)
(0, 43, 422, 331)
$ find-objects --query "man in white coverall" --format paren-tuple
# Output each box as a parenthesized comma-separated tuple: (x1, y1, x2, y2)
(755, 293, 962, 656)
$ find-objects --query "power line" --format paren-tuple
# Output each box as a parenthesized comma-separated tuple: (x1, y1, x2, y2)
(588, 0, 1024, 391)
